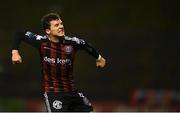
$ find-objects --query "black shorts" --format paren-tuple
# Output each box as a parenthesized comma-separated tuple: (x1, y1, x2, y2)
(43, 92, 93, 112)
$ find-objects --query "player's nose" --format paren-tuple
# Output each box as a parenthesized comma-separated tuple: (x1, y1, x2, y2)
(59, 24, 64, 28)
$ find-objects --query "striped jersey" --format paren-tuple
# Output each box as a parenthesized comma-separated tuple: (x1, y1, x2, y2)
(12, 31, 100, 94)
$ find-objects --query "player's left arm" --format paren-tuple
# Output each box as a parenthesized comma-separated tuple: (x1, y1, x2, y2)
(75, 37, 106, 68)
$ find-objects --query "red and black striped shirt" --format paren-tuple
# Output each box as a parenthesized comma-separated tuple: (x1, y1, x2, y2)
(12, 31, 100, 93)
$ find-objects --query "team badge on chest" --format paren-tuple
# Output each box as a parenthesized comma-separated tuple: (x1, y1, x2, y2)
(65, 46, 72, 54)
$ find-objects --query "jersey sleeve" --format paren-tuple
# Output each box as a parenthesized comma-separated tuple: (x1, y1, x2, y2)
(12, 30, 45, 50)
(72, 37, 100, 59)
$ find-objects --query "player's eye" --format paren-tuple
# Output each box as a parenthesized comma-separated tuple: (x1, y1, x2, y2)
(55, 24, 59, 27)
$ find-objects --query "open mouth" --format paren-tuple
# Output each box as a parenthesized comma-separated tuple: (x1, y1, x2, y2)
(59, 28, 64, 33)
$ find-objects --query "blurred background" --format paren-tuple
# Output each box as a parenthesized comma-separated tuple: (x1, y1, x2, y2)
(0, 0, 180, 111)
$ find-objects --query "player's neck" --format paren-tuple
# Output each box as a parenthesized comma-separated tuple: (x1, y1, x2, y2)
(49, 35, 60, 43)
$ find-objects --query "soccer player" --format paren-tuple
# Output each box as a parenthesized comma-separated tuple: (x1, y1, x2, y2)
(11, 13, 106, 112)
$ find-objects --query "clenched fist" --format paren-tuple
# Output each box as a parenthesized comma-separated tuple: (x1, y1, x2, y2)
(12, 50, 22, 64)
(96, 56, 106, 68)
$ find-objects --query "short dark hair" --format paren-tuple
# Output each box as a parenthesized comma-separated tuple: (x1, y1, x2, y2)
(41, 13, 60, 30)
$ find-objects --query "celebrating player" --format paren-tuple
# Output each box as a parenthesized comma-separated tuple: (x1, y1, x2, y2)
(11, 13, 106, 112)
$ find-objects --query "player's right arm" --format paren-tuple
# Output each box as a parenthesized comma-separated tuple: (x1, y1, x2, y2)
(11, 30, 43, 64)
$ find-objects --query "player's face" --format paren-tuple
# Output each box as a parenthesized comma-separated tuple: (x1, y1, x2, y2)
(46, 19, 65, 37)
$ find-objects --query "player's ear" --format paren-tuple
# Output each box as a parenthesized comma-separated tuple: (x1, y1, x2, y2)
(45, 29, 50, 35)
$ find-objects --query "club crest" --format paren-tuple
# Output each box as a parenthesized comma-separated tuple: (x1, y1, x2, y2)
(65, 46, 72, 54)
(53, 100, 62, 109)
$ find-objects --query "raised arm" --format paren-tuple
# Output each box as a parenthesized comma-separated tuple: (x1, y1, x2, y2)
(11, 30, 44, 64)
(73, 37, 106, 68)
